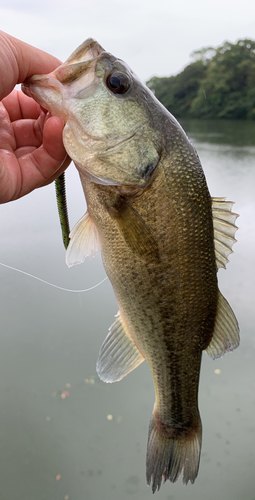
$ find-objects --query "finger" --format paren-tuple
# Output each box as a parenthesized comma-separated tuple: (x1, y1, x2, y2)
(0, 31, 62, 100)
(0, 102, 16, 151)
(0, 150, 20, 203)
(0, 140, 70, 203)
(2, 90, 42, 122)
(12, 113, 46, 149)
(39, 154, 71, 187)
(17, 116, 67, 192)
(42, 116, 66, 162)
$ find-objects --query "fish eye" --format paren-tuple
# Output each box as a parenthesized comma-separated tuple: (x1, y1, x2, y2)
(106, 72, 130, 94)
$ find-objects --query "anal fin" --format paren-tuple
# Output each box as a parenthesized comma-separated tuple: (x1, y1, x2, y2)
(96, 311, 145, 383)
(205, 290, 240, 359)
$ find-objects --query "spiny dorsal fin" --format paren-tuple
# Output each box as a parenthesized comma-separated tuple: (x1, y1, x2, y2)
(65, 212, 101, 268)
(96, 311, 145, 383)
(205, 290, 240, 359)
(212, 197, 239, 270)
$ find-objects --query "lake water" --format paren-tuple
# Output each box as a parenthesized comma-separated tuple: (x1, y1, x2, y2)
(0, 118, 254, 500)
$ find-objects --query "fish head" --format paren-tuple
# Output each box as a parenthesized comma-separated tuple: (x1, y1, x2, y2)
(22, 38, 162, 187)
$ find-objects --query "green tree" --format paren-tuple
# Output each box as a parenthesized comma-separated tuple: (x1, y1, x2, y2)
(191, 39, 255, 119)
(147, 39, 255, 120)
(147, 60, 207, 118)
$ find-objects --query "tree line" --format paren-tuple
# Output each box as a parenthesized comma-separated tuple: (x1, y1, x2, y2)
(146, 39, 255, 120)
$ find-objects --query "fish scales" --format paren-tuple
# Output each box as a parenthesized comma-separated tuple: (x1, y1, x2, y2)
(22, 38, 239, 492)
(81, 141, 216, 478)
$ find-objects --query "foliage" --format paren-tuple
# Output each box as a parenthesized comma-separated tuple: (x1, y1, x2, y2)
(146, 39, 255, 119)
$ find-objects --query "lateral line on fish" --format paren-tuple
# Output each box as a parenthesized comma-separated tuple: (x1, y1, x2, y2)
(0, 262, 108, 293)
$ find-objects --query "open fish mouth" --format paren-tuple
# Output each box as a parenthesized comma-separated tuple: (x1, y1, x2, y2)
(22, 38, 105, 116)
(22, 38, 161, 188)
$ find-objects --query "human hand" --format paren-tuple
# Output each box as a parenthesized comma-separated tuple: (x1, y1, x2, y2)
(0, 31, 70, 203)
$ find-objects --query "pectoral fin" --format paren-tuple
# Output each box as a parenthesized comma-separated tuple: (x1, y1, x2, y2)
(212, 197, 239, 270)
(65, 212, 101, 268)
(205, 290, 240, 359)
(107, 200, 159, 260)
(96, 311, 145, 383)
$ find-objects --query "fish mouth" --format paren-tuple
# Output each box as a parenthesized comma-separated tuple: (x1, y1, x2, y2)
(22, 73, 66, 119)
(59, 38, 104, 67)
(21, 83, 32, 99)
(22, 38, 156, 188)
(22, 38, 105, 115)
(55, 38, 104, 84)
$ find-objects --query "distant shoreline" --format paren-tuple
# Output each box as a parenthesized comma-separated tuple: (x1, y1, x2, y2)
(146, 39, 255, 121)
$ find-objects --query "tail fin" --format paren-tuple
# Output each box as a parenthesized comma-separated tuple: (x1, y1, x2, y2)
(146, 414, 202, 493)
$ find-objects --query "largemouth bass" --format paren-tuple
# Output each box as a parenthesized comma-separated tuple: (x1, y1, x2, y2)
(22, 39, 239, 492)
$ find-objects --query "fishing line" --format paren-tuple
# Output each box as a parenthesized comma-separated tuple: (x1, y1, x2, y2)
(0, 262, 108, 293)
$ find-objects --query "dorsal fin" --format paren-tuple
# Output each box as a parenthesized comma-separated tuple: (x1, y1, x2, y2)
(212, 197, 239, 270)
(65, 212, 101, 268)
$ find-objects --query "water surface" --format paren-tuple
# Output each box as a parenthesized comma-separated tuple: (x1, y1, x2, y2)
(0, 119, 254, 500)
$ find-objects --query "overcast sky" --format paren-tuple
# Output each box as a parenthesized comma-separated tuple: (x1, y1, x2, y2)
(1, 0, 255, 82)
